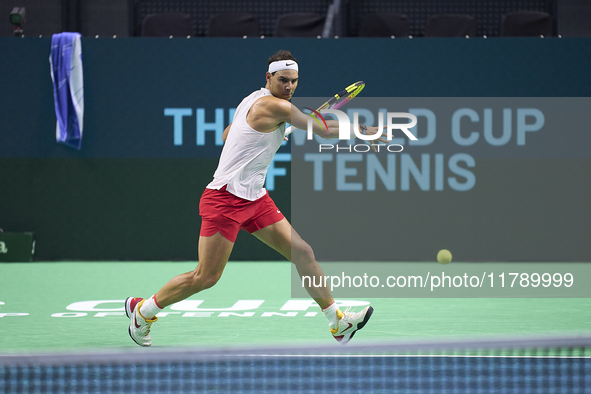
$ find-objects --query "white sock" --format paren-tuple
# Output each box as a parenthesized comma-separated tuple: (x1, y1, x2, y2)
(139, 295, 162, 319)
(322, 302, 341, 329)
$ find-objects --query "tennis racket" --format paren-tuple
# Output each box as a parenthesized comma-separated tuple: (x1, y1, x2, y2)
(285, 81, 365, 136)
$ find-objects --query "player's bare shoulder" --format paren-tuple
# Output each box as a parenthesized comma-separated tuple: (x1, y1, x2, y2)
(253, 95, 290, 115)
(247, 95, 291, 132)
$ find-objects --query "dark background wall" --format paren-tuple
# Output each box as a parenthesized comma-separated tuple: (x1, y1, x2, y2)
(2, 0, 591, 38)
(344, 0, 555, 37)
(1, 37, 590, 261)
(1, 0, 131, 38)
(556, 0, 591, 37)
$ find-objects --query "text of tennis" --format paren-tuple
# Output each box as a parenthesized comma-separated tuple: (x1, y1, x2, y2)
(302, 272, 574, 292)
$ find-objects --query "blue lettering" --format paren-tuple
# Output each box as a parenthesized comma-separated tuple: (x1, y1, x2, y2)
(483, 108, 512, 146)
(448, 153, 476, 191)
(304, 153, 333, 191)
(401, 154, 430, 191)
(517, 108, 544, 146)
(336, 154, 363, 191)
(435, 153, 444, 191)
(452, 108, 480, 146)
(408, 108, 436, 146)
(366, 154, 395, 191)
(164, 108, 192, 146)
(196, 108, 224, 146)
(266, 153, 291, 191)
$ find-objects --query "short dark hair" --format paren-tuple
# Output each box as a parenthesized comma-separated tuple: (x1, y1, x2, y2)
(268, 50, 297, 67)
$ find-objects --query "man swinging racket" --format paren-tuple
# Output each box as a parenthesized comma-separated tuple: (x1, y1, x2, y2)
(125, 50, 386, 347)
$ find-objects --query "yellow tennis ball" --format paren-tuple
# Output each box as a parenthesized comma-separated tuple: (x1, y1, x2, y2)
(437, 249, 452, 264)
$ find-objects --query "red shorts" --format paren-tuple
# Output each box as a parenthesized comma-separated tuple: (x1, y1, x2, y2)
(199, 185, 285, 242)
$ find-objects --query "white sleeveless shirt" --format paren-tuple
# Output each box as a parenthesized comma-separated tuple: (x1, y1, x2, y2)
(207, 88, 286, 201)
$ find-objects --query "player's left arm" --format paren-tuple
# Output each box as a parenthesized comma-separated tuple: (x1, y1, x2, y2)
(222, 123, 232, 142)
(285, 103, 339, 138)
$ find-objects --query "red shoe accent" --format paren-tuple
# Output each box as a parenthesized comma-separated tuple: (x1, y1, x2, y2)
(129, 298, 142, 312)
(334, 335, 344, 342)
(125, 297, 144, 319)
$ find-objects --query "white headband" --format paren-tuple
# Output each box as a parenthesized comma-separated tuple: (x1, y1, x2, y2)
(268, 60, 298, 74)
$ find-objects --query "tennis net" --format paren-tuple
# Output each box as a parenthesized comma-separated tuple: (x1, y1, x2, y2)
(1, 335, 590, 393)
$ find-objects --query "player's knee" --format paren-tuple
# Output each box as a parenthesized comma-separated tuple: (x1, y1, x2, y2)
(190, 271, 222, 292)
(200, 272, 222, 290)
(292, 241, 315, 264)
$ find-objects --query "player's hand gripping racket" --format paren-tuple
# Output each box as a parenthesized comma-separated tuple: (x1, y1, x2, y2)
(284, 81, 365, 136)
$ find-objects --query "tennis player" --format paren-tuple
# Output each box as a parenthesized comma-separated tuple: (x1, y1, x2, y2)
(126, 50, 381, 347)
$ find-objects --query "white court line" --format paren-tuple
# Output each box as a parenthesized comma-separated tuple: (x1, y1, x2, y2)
(232, 354, 591, 359)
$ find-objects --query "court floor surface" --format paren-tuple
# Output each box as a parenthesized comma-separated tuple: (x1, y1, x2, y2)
(1, 261, 590, 354)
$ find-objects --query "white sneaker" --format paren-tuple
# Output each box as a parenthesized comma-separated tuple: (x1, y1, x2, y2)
(125, 297, 142, 319)
(126, 297, 157, 347)
(330, 306, 373, 345)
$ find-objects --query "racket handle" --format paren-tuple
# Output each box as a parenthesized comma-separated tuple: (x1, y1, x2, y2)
(284, 125, 294, 136)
